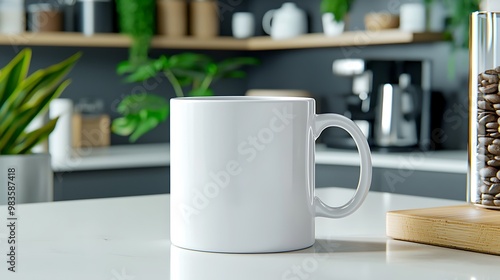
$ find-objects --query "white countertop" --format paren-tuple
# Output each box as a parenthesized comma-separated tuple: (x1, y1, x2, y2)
(0, 187, 498, 280)
(52, 143, 467, 174)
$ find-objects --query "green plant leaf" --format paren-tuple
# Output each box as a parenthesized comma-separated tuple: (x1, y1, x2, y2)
(214, 57, 259, 79)
(0, 80, 71, 153)
(111, 115, 140, 136)
(169, 53, 212, 69)
(0, 49, 31, 107)
(123, 60, 161, 83)
(188, 88, 214, 97)
(112, 93, 169, 142)
(320, 0, 352, 22)
(0, 49, 31, 105)
(0, 52, 81, 134)
(8, 117, 59, 154)
(117, 60, 135, 75)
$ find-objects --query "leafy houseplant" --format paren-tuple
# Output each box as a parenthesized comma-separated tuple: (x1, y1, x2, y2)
(112, 53, 259, 142)
(113, 0, 259, 142)
(320, 0, 353, 36)
(115, 0, 155, 68)
(0, 49, 81, 155)
(0, 48, 80, 205)
(321, 0, 353, 23)
(443, 0, 480, 49)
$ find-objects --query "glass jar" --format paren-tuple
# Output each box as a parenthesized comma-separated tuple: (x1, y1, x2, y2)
(469, 12, 500, 209)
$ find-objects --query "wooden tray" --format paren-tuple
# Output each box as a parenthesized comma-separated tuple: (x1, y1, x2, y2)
(386, 205, 500, 255)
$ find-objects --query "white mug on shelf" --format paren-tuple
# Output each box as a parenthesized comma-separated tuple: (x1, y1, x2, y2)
(170, 96, 372, 253)
(399, 3, 426, 32)
(232, 12, 255, 39)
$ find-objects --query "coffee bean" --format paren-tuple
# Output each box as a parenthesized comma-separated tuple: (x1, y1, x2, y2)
(479, 114, 496, 125)
(484, 93, 500, 103)
(496, 169, 500, 180)
(482, 71, 499, 83)
(478, 126, 486, 135)
(494, 103, 500, 110)
(485, 69, 498, 75)
(481, 80, 491, 86)
(482, 199, 495, 206)
(480, 184, 490, 193)
(489, 183, 500, 194)
(487, 122, 499, 129)
(487, 128, 498, 133)
(479, 100, 495, 110)
(479, 137, 494, 146)
(494, 200, 500, 206)
(480, 84, 499, 94)
(495, 156, 500, 160)
(487, 144, 500, 155)
(491, 177, 500, 183)
(496, 193, 500, 198)
(488, 160, 500, 167)
(489, 132, 500, 137)
(478, 111, 490, 119)
(493, 139, 500, 145)
(480, 166, 498, 177)
(482, 194, 496, 200)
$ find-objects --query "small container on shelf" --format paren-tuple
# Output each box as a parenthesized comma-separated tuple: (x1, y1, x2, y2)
(72, 99, 110, 148)
(0, 0, 25, 34)
(75, 0, 114, 36)
(190, 0, 219, 38)
(157, 0, 187, 37)
(27, 3, 63, 32)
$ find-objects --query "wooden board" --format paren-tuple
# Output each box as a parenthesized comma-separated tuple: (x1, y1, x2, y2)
(386, 205, 500, 255)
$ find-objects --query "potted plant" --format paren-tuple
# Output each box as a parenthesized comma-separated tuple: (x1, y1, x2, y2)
(0, 49, 81, 204)
(112, 53, 259, 142)
(115, 0, 155, 68)
(321, 0, 353, 36)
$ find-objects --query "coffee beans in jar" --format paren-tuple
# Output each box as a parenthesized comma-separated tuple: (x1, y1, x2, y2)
(470, 12, 500, 209)
(474, 67, 500, 208)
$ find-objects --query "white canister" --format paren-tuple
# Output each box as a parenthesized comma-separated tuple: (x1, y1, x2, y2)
(399, 3, 426, 32)
(49, 99, 74, 165)
(0, 0, 25, 34)
(232, 12, 255, 39)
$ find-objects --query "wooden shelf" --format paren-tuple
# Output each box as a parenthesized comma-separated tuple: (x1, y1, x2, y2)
(0, 30, 444, 51)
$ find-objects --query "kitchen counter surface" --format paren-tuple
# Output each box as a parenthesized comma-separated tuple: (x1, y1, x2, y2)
(52, 143, 467, 174)
(1, 187, 498, 280)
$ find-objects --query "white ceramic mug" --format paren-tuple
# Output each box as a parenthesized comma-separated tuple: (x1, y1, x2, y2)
(170, 96, 372, 253)
(232, 12, 255, 39)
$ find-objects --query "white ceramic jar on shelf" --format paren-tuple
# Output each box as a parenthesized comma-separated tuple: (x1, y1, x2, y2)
(0, 0, 25, 34)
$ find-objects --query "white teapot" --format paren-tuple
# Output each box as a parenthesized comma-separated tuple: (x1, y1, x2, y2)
(262, 2, 307, 40)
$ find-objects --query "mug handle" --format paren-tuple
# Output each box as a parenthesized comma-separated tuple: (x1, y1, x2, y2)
(262, 9, 275, 35)
(313, 114, 372, 218)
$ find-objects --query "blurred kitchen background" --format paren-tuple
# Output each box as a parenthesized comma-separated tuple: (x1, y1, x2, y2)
(0, 0, 481, 201)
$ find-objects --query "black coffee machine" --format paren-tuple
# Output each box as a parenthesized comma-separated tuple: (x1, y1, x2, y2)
(326, 59, 433, 152)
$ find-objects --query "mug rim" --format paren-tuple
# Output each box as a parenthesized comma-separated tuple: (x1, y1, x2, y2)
(171, 96, 314, 102)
